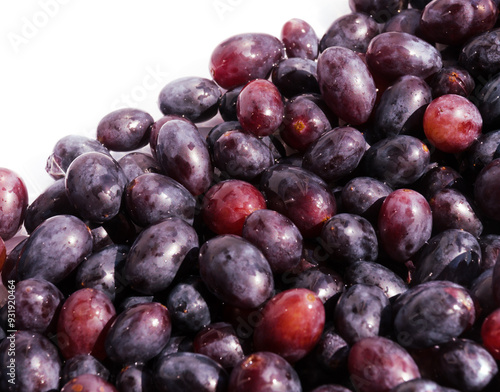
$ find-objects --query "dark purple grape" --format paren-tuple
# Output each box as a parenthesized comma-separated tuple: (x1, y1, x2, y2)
(415, 165, 463, 200)
(0, 168, 28, 241)
(382, 8, 422, 36)
(271, 58, 320, 99)
(218, 87, 243, 122)
(317, 46, 377, 125)
(302, 126, 367, 183)
(15, 277, 65, 334)
(61, 374, 118, 392)
(118, 295, 154, 312)
(345, 260, 408, 299)
(314, 326, 350, 375)
(259, 164, 337, 238)
(149, 115, 189, 159)
(236, 78, 284, 138)
(156, 335, 194, 358)
(17, 215, 93, 283)
(420, 0, 498, 46)
(105, 302, 172, 364)
(212, 130, 274, 181)
(206, 121, 242, 154)
(0, 330, 61, 392)
(75, 244, 129, 301)
(480, 234, 500, 270)
(198, 234, 273, 309)
(393, 280, 475, 349)
(378, 189, 433, 264)
(158, 76, 221, 123)
(366, 32, 442, 82)
(165, 276, 212, 334)
(459, 28, 500, 78)
(116, 364, 157, 392)
(228, 351, 301, 392)
(470, 268, 496, 318)
(117, 152, 162, 183)
(348, 336, 420, 392)
(362, 135, 431, 188)
(429, 188, 483, 237)
(474, 158, 500, 221)
(429, 66, 475, 99)
(96, 108, 153, 151)
(209, 33, 284, 90)
(413, 229, 482, 287)
(24, 178, 77, 234)
(281, 18, 319, 60)
(371, 75, 432, 140)
(242, 209, 303, 274)
(334, 283, 392, 345)
(434, 339, 498, 391)
(459, 130, 500, 181)
(280, 94, 333, 152)
(65, 151, 127, 223)
(45, 134, 111, 180)
(155, 117, 213, 196)
(61, 354, 110, 385)
(320, 213, 378, 265)
(123, 217, 198, 295)
(1, 236, 26, 286)
(125, 173, 196, 227)
(341, 176, 393, 223)
(478, 73, 500, 132)
(288, 266, 345, 304)
(193, 322, 245, 369)
(320, 12, 379, 53)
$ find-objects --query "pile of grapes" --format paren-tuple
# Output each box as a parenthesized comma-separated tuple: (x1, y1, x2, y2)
(3, 0, 500, 390)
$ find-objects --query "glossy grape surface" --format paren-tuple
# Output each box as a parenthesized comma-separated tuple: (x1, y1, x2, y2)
(459, 28, 500, 78)
(281, 18, 319, 60)
(117, 151, 162, 183)
(271, 57, 320, 99)
(60, 354, 110, 386)
(429, 66, 475, 99)
(0, 168, 28, 240)
(317, 46, 377, 125)
(209, 33, 285, 90)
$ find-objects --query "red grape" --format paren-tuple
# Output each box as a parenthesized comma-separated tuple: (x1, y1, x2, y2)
(0, 168, 28, 241)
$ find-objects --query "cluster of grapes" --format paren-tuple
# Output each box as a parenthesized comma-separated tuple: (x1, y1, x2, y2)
(2, 0, 500, 391)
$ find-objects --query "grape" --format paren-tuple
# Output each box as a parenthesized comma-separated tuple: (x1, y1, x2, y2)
(320, 213, 379, 265)
(105, 302, 172, 364)
(209, 32, 285, 90)
(481, 307, 500, 360)
(117, 151, 162, 183)
(365, 32, 442, 81)
(378, 189, 432, 263)
(280, 94, 333, 152)
(429, 66, 475, 99)
(236, 78, 284, 137)
(60, 374, 118, 392)
(302, 126, 367, 183)
(479, 234, 500, 270)
(320, 12, 379, 53)
(96, 108, 153, 151)
(45, 134, 111, 180)
(212, 129, 274, 181)
(390, 379, 459, 391)
(459, 130, 500, 182)
(154, 352, 228, 392)
(459, 28, 500, 78)
(470, 268, 496, 317)
(371, 75, 432, 140)
(123, 217, 198, 294)
(124, 172, 196, 227)
(0, 331, 61, 392)
(0, 168, 28, 241)
(149, 115, 188, 159)
(362, 135, 431, 188)
(474, 158, 500, 221)
(228, 351, 302, 392)
(115, 364, 157, 392)
(317, 46, 377, 125)
(61, 354, 110, 386)
(271, 57, 320, 99)
(281, 18, 319, 60)
(288, 265, 344, 304)
(382, 8, 422, 35)
(201, 179, 267, 236)
(348, 336, 420, 392)
(15, 277, 64, 334)
(206, 120, 242, 153)
(314, 326, 350, 375)
(198, 234, 274, 309)
(423, 94, 482, 154)
(334, 283, 392, 345)
(242, 209, 303, 274)
(420, 0, 498, 46)
(259, 164, 337, 238)
(478, 73, 500, 132)
(415, 165, 463, 200)
(158, 76, 221, 123)
(17, 215, 93, 283)
(65, 151, 127, 223)
(155, 117, 213, 196)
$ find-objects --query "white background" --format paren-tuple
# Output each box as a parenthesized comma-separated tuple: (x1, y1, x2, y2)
(0, 0, 351, 203)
